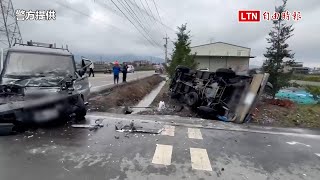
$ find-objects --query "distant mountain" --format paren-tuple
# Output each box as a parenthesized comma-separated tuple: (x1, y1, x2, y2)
(74, 53, 164, 64)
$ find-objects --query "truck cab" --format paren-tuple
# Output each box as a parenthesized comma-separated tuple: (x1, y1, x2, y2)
(0, 41, 90, 124)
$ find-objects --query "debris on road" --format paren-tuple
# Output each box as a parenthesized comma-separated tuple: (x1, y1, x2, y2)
(157, 101, 166, 111)
(71, 119, 104, 131)
(115, 121, 162, 134)
(122, 106, 153, 114)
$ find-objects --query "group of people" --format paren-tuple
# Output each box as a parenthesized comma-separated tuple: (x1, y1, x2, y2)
(112, 61, 128, 84)
(88, 61, 128, 84)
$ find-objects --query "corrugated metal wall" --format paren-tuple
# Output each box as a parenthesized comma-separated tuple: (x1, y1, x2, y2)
(195, 56, 249, 72)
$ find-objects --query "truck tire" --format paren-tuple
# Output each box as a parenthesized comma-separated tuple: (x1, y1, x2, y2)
(186, 92, 199, 107)
(215, 68, 236, 79)
(176, 66, 190, 73)
(75, 96, 87, 121)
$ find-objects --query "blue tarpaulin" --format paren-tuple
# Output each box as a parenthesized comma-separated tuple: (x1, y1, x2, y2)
(275, 88, 318, 105)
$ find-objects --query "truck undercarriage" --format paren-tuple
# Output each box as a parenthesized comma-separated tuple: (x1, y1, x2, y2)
(169, 66, 270, 123)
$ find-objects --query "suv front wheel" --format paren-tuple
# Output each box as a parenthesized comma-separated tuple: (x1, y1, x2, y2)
(74, 96, 87, 121)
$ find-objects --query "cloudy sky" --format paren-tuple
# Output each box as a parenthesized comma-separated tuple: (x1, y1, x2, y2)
(10, 0, 320, 67)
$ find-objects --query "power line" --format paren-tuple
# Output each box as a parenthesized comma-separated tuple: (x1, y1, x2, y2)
(131, 0, 152, 33)
(56, 0, 155, 48)
(138, 0, 155, 28)
(110, 0, 161, 49)
(144, 0, 156, 21)
(143, 0, 165, 37)
(135, 0, 165, 37)
(151, 0, 166, 35)
(94, 0, 124, 18)
(116, 0, 162, 47)
(120, 0, 161, 46)
(131, 0, 166, 40)
(55, 1, 121, 31)
(92, 0, 160, 48)
(128, 0, 175, 32)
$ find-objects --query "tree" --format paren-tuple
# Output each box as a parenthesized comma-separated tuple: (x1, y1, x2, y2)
(167, 24, 197, 77)
(262, 0, 295, 97)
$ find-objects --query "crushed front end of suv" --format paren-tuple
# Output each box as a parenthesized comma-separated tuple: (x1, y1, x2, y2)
(0, 41, 90, 127)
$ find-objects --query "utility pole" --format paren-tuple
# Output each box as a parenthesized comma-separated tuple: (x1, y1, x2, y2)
(0, 0, 22, 48)
(163, 34, 169, 64)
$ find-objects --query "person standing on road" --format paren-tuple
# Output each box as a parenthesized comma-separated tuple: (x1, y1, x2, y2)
(113, 61, 121, 84)
(122, 62, 128, 83)
(89, 62, 95, 77)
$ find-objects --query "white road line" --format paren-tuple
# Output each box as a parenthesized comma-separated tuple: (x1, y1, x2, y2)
(188, 128, 203, 139)
(152, 144, 173, 165)
(315, 153, 320, 157)
(286, 141, 311, 147)
(161, 125, 175, 136)
(190, 148, 212, 171)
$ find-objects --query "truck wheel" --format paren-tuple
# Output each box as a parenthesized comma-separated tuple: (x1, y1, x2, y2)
(186, 92, 199, 107)
(75, 96, 87, 121)
(176, 66, 190, 73)
(215, 68, 236, 79)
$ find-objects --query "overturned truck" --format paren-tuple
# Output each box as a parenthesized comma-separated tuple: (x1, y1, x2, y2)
(169, 66, 270, 123)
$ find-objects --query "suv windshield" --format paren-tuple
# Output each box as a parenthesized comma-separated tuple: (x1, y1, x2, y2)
(3, 52, 75, 77)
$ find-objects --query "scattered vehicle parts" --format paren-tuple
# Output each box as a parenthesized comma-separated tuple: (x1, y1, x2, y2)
(122, 106, 152, 114)
(157, 101, 166, 111)
(0, 41, 91, 127)
(71, 119, 104, 131)
(115, 121, 162, 134)
(169, 66, 270, 123)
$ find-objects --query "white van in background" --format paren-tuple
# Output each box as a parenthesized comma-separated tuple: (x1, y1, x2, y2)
(127, 65, 135, 73)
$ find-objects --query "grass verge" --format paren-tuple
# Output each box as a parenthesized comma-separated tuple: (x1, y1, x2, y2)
(88, 75, 164, 112)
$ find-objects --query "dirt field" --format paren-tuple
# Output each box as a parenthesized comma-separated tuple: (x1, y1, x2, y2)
(251, 100, 320, 128)
(88, 75, 164, 113)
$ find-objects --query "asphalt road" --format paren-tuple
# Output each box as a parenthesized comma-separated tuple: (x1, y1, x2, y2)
(89, 71, 155, 93)
(1, 113, 320, 180)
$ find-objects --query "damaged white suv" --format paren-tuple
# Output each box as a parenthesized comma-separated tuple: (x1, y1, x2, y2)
(0, 41, 90, 126)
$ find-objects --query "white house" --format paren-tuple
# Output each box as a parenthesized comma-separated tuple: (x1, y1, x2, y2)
(191, 42, 254, 72)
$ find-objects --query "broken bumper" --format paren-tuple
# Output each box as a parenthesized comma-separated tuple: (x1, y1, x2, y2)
(0, 94, 82, 124)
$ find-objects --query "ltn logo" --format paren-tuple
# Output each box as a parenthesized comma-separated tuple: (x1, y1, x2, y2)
(238, 10, 261, 22)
